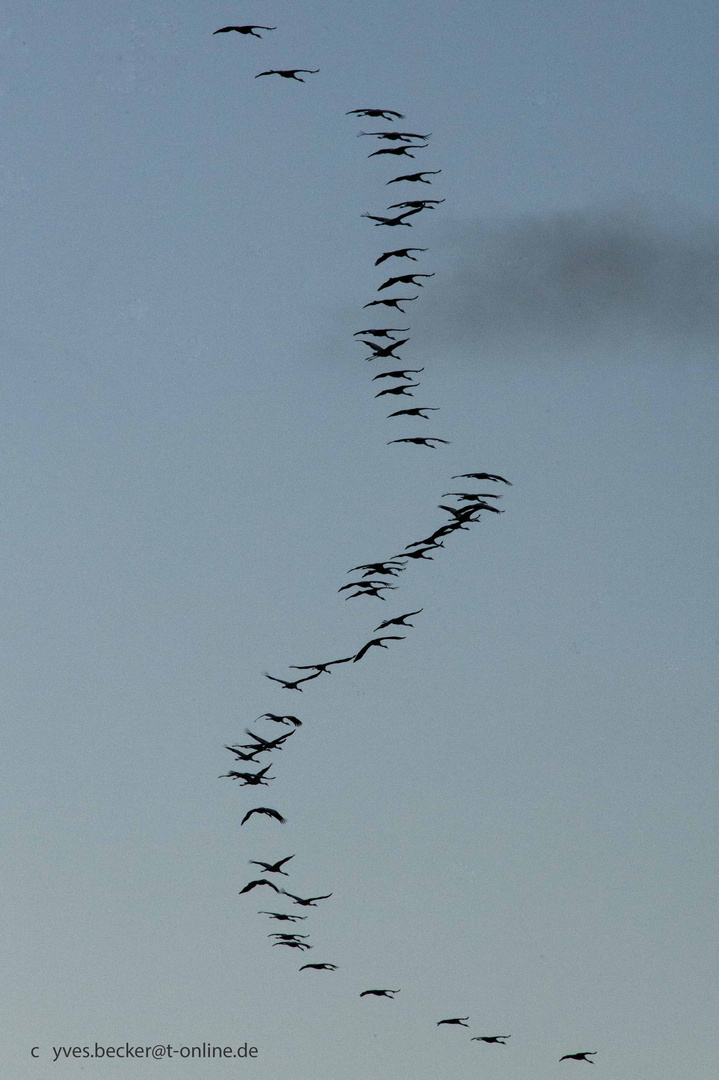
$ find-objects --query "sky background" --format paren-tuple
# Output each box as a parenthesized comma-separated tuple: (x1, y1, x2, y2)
(2, 1, 717, 1077)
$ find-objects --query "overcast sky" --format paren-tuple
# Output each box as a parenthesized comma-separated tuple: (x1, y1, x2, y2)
(3, 2, 717, 1078)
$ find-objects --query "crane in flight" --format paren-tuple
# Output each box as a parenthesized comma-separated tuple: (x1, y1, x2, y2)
(238, 878, 282, 895)
(219, 764, 275, 785)
(374, 609, 422, 631)
(388, 436, 450, 448)
(240, 807, 286, 826)
(213, 25, 277, 37)
(249, 855, 295, 875)
(560, 1053, 597, 1063)
(451, 471, 512, 485)
(437, 1018, 469, 1027)
(346, 108, 404, 119)
(258, 911, 307, 922)
(353, 326, 410, 338)
(262, 670, 320, 691)
(299, 962, 337, 971)
(471, 1036, 510, 1044)
(387, 170, 442, 184)
(375, 247, 427, 265)
(363, 297, 418, 311)
(378, 273, 434, 291)
(359, 130, 431, 142)
(255, 69, 319, 81)
(368, 145, 426, 159)
(281, 891, 333, 907)
(387, 407, 439, 419)
(360, 989, 400, 998)
(353, 635, 405, 663)
(256, 713, 302, 727)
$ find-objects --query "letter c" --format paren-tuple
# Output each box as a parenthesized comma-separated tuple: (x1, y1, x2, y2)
(31, 1048, 39, 1058)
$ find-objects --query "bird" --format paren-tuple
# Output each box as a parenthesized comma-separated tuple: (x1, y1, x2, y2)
(258, 911, 307, 922)
(299, 962, 337, 970)
(239, 878, 281, 894)
(240, 807, 286, 826)
(388, 199, 445, 210)
(361, 211, 417, 228)
(346, 108, 404, 119)
(223, 746, 263, 762)
(442, 498, 504, 514)
(256, 713, 302, 727)
(272, 939, 311, 949)
(344, 584, 394, 600)
(388, 437, 450, 447)
(437, 1018, 469, 1027)
(360, 338, 410, 359)
(347, 560, 406, 576)
(255, 69, 319, 82)
(375, 248, 427, 265)
(289, 657, 354, 675)
(395, 545, 439, 561)
(451, 472, 512, 485)
(282, 891, 332, 907)
(387, 170, 442, 184)
(374, 609, 422, 631)
(213, 25, 277, 37)
(360, 989, 400, 998)
(560, 1053, 597, 1063)
(387, 407, 439, 419)
(241, 728, 295, 752)
(353, 326, 410, 338)
(219, 764, 275, 785)
(262, 670, 320, 691)
(363, 297, 418, 311)
(375, 384, 419, 398)
(369, 145, 426, 158)
(268, 932, 310, 940)
(378, 273, 434, 291)
(359, 130, 431, 142)
(442, 492, 502, 501)
(353, 636, 405, 663)
(471, 1036, 510, 1044)
(249, 855, 295, 875)
(338, 578, 397, 593)
(373, 368, 423, 381)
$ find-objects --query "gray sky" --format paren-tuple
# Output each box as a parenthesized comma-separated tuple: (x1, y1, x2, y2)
(3, 1, 717, 1077)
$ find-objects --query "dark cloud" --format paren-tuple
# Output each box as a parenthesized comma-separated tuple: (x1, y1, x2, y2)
(418, 201, 718, 357)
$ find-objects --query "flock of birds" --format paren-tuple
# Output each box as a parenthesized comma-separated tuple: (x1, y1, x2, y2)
(212, 19, 599, 1069)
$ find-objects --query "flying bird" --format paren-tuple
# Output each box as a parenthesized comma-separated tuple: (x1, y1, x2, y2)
(361, 211, 417, 228)
(353, 327, 410, 338)
(388, 437, 450, 447)
(471, 1036, 510, 1044)
(249, 855, 295, 875)
(213, 25, 277, 37)
(219, 764, 275, 785)
(268, 932, 310, 940)
(289, 657, 354, 675)
(388, 199, 445, 210)
(343, 584, 395, 600)
(272, 940, 311, 950)
(375, 383, 419, 398)
(299, 962, 337, 970)
(378, 273, 434, 290)
(224, 746, 262, 762)
(368, 145, 426, 158)
(360, 989, 400, 998)
(262, 670, 320, 691)
(386, 170, 442, 184)
(239, 878, 281, 894)
(372, 368, 424, 381)
(437, 1018, 469, 1027)
(282, 891, 333, 907)
(560, 1053, 597, 1063)
(363, 297, 418, 311)
(241, 728, 295, 752)
(374, 609, 422, 630)
(375, 247, 427, 265)
(353, 636, 405, 663)
(359, 130, 431, 142)
(255, 69, 319, 81)
(451, 472, 512, 485)
(346, 108, 404, 119)
(360, 338, 410, 359)
(347, 560, 406, 576)
(256, 713, 302, 727)
(387, 407, 439, 418)
(258, 911, 307, 922)
(240, 807, 286, 826)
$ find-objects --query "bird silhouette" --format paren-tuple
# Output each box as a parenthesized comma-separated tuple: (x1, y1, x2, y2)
(471, 1036, 510, 1044)
(272, 939, 311, 949)
(240, 807, 286, 826)
(368, 145, 426, 158)
(353, 636, 405, 663)
(346, 108, 404, 119)
(299, 962, 337, 970)
(375, 383, 419, 398)
(282, 891, 333, 906)
(241, 729, 295, 752)
(442, 492, 502, 501)
(289, 657, 354, 675)
(219, 764, 275, 785)
(359, 130, 430, 142)
(224, 746, 263, 762)
(258, 911, 307, 922)
(437, 1018, 469, 1027)
(360, 989, 400, 997)
(560, 1053, 597, 1063)
(249, 855, 295, 875)
(386, 170, 442, 184)
(388, 199, 444, 210)
(262, 671, 320, 691)
(213, 25, 277, 37)
(374, 609, 422, 631)
(361, 211, 417, 228)
(363, 297, 418, 311)
(378, 273, 434, 290)
(388, 437, 450, 447)
(375, 247, 427, 265)
(347, 560, 406, 576)
(353, 326, 410, 338)
(387, 407, 439, 419)
(339, 578, 398, 593)
(255, 69, 319, 81)
(373, 369, 423, 382)
(239, 878, 281, 894)
(256, 713, 302, 727)
(451, 472, 512, 485)
(360, 338, 410, 359)
(269, 932, 310, 940)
